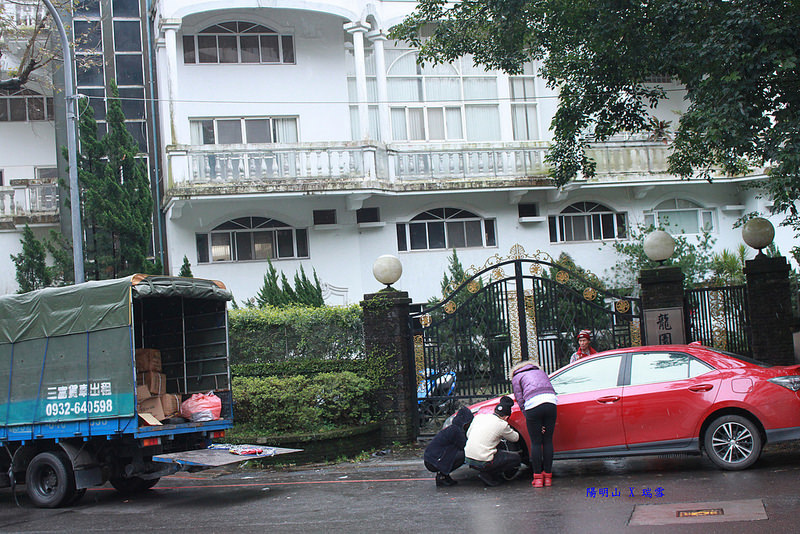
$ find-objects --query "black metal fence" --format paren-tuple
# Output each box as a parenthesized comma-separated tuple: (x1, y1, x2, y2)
(685, 286, 751, 356)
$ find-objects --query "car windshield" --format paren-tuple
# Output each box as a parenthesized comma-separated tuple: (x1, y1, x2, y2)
(705, 348, 771, 368)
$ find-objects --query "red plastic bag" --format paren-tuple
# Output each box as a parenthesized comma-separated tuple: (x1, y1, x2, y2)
(180, 392, 222, 422)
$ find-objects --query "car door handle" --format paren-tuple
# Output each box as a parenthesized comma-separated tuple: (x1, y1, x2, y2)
(688, 384, 714, 392)
(596, 395, 621, 404)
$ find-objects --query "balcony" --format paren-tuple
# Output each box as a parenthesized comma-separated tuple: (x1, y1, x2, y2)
(164, 141, 677, 199)
(0, 182, 60, 227)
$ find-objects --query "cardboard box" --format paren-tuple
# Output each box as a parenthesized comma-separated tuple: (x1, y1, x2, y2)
(135, 348, 162, 372)
(136, 384, 152, 401)
(137, 371, 166, 396)
(138, 396, 165, 421)
(161, 393, 182, 418)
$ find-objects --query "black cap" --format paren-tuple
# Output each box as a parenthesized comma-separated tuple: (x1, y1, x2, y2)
(494, 396, 514, 417)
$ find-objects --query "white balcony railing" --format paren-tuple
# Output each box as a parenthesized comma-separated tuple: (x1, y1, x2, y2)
(172, 141, 674, 190)
(0, 183, 60, 218)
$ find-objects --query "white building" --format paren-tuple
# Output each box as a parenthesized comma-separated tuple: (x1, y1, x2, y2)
(1, 1, 794, 302)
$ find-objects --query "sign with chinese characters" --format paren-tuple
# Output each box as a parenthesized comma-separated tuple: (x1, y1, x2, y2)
(644, 307, 685, 345)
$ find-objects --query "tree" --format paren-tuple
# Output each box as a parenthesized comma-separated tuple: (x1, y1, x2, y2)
(254, 260, 325, 307)
(10, 224, 51, 292)
(178, 255, 193, 277)
(0, 0, 59, 91)
(392, 1, 800, 233)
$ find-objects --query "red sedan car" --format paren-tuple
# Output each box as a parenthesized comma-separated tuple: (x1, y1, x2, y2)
(464, 344, 800, 470)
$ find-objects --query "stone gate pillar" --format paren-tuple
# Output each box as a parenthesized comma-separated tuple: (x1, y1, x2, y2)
(361, 289, 417, 444)
(638, 266, 686, 345)
(744, 256, 795, 365)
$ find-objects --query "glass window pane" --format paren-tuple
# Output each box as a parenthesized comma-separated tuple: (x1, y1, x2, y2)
(629, 353, 690, 386)
(551, 355, 622, 395)
(408, 108, 424, 140)
(396, 224, 408, 251)
(548, 216, 558, 242)
(10, 98, 27, 121)
(245, 119, 270, 143)
(240, 35, 259, 63)
(115, 54, 143, 84)
(281, 35, 295, 63)
(235, 232, 253, 260)
(112, 0, 139, 17)
(445, 108, 462, 139)
(27, 98, 45, 120)
(659, 210, 698, 234)
(74, 21, 102, 52)
(295, 229, 309, 257)
(427, 108, 445, 140)
(260, 34, 279, 62)
(218, 35, 238, 63)
(484, 219, 496, 246)
(211, 233, 231, 261)
(446, 221, 466, 248)
(118, 87, 145, 119)
(75, 0, 100, 17)
(77, 55, 104, 86)
(183, 36, 196, 63)
(276, 229, 294, 257)
(428, 221, 446, 249)
(391, 108, 407, 140)
(196, 234, 209, 263)
(425, 77, 460, 101)
(124, 121, 147, 152)
(272, 118, 297, 142)
(409, 222, 427, 250)
(113, 21, 141, 52)
(465, 220, 483, 247)
(601, 213, 615, 239)
(198, 35, 218, 63)
(465, 105, 500, 141)
(217, 120, 242, 144)
(644, 213, 655, 228)
(0, 99, 9, 121)
(689, 358, 714, 377)
(702, 211, 714, 231)
(463, 78, 498, 99)
(616, 213, 628, 238)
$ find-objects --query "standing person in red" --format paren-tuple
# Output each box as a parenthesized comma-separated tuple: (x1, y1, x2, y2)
(569, 329, 597, 363)
(510, 360, 557, 488)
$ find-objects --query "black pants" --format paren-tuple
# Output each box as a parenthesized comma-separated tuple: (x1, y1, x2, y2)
(524, 403, 557, 473)
(424, 451, 464, 475)
(476, 450, 520, 478)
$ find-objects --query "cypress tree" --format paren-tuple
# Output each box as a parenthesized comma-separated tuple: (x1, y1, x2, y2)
(11, 225, 52, 293)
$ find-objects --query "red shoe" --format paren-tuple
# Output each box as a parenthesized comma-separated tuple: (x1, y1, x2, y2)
(532, 473, 544, 488)
(543, 472, 552, 487)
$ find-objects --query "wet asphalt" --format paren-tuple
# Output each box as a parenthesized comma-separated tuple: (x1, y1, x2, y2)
(1, 441, 799, 533)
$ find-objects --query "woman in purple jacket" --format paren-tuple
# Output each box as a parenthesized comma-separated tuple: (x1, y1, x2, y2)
(510, 360, 557, 488)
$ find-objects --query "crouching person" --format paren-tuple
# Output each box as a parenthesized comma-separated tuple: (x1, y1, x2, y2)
(464, 396, 521, 486)
(424, 406, 474, 487)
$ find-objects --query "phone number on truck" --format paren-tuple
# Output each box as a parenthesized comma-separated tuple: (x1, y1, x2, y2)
(45, 399, 114, 417)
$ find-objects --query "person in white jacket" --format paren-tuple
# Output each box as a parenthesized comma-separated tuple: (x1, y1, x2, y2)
(464, 396, 520, 486)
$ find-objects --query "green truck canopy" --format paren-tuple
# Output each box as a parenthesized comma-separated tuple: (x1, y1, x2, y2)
(0, 275, 231, 345)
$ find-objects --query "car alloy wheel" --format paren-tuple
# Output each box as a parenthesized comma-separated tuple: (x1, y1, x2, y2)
(704, 415, 762, 470)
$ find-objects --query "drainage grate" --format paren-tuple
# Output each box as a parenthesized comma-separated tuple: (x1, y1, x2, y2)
(629, 499, 766, 526)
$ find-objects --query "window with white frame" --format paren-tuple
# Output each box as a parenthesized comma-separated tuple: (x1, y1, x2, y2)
(548, 202, 628, 243)
(644, 199, 714, 234)
(190, 117, 298, 145)
(0, 89, 54, 122)
(359, 46, 500, 142)
(196, 217, 308, 263)
(183, 22, 295, 64)
(509, 63, 540, 140)
(396, 208, 497, 251)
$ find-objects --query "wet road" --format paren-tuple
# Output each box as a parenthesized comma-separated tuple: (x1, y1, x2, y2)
(1, 442, 799, 533)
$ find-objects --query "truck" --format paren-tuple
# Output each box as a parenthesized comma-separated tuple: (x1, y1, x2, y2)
(0, 274, 237, 507)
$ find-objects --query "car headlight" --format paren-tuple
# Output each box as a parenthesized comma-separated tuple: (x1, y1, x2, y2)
(768, 375, 800, 391)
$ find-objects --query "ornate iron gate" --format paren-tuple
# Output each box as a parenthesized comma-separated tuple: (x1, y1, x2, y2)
(409, 246, 643, 433)
(685, 285, 751, 356)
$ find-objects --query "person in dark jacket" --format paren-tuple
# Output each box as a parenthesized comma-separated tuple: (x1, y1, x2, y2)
(423, 406, 474, 486)
(510, 360, 558, 488)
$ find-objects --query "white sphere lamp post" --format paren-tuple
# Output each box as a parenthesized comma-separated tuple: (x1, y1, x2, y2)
(643, 229, 676, 265)
(741, 217, 775, 258)
(372, 254, 403, 289)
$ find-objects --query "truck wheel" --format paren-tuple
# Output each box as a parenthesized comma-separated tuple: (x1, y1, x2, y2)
(25, 451, 77, 508)
(110, 476, 160, 494)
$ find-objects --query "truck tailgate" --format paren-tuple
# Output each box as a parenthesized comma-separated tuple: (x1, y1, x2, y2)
(153, 446, 302, 468)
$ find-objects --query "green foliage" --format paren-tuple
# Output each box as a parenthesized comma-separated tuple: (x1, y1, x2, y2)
(232, 372, 376, 433)
(178, 255, 193, 278)
(710, 245, 749, 286)
(228, 304, 364, 363)
(254, 260, 324, 307)
(392, 1, 800, 236)
(11, 225, 52, 293)
(232, 359, 368, 379)
(607, 224, 717, 289)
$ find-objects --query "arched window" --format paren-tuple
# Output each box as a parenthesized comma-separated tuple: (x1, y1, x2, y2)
(645, 199, 714, 234)
(548, 202, 628, 243)
(183, 22, 295, 65)
(195, 216, 308, 263)
(396, 208, 496, 251)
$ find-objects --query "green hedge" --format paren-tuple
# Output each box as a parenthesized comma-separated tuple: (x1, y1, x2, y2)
(232, 372, 375, 434)
(232, 359, 368, 378)
(228, 305, 363, 364)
